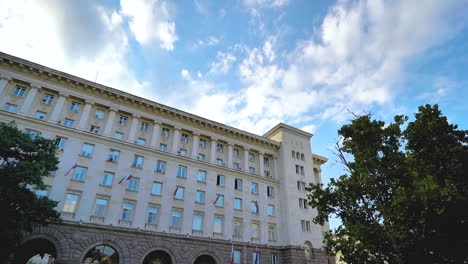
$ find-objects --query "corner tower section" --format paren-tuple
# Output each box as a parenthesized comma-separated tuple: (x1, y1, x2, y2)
(264, 123, 328, 249)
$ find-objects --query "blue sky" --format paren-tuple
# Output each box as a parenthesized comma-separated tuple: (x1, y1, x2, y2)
(1, 0, 467, 229)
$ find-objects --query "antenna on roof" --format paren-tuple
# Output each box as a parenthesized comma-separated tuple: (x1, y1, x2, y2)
(94, 70, 99, 83)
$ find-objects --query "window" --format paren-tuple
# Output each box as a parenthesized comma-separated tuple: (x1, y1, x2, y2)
(271, 254, 277, 264)
(69, 102, 80, 112)
(234, 251, 241, 264)
(196, 191, 205, 203)
(73, 167, 87, 181)
(26, 130, 39, 140)
(141, 122, 149, 131)
(3, 103, 17, 112)
(234, 198, 242, 210)
(300, 166, 304, 175)
(233, 162, 240, 169)
(216, 175, 225, 186)
(215, 194, 224, 207)
(235, 178, 242, 190)
(216, 159, 224, 166)
(42, 94, 54, 104)
(147, 207, 158, 224)
(101, 172, 114, 186)
(301, 220, 311, 232)
(301, 153, 305, 160)
(251, 201, 259, 214)
(249, 167, 255, 174)
(90, 125, 100, 134)
(233, 220, 242, 237)
(34, 111, 47, 119)
(251, 182, 258, 194)
(118, 115, 128, 125)
(178, 149, 187, 156)
(136, 138, 146, 145)
(233, 148, 239, 157)
(121, 203, 134, 221)
(181, 133, 189, 142)
(152, 182, 162, 195)
(54, 137, 67, 151)
(13, 85, 26, 96)
(159, 143, 167, 151)
(63, 193, 79, 213)
(161, 127, 170, 137)
(264, 171, 270, 177)
(299, 198, 308, 209)
(216, 144, 224, 152)
(127, 178, 139, 191)
(108, 150, 120, 162)
(267, 186, 274, 197)
(156, 160, 166, 173)
(114, 132, 124, 140)
(296, 165, 300, 174)
(133, 155, 144, 168)
(199, 138, 207, 148)
(297, 181, 306, 192)
(249, 153, 255, 161)
(174, 187, 184, 199)
(95, 109, 105, 119)
(198, 153, 205, 160)
(214, 216, 223, 233)
(192, 214, 203, 231)
(197, 170, 206, 182)
(171, 210, 181, 228)
(35, 189, 48, 197)
(93, 198, 107, 217)
(268, 205, 275, 216)
(297, 152, 300, 159)
(81, 144, 94, 157)
(177, 166, 187, 178)
(268, 224, 276, 241)
(264, 157, 270, 165)
(251, 223, 259, 238)
(63, 118, 74, 127)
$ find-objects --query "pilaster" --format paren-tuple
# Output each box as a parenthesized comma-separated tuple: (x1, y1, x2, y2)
(77, 102, 93, 130)
(18, 84, 39, 115)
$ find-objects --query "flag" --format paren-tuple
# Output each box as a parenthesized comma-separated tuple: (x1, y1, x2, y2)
(0, 159, 6, 166)
(230, 244, 234, 264)
(254, 200, 259, 213)
(173, 186, 179, 197)
(213, 194, 220, 205)
(118, 173, 132, 184)
(64, 162, 78, 176)
(254, 251, 259, 264)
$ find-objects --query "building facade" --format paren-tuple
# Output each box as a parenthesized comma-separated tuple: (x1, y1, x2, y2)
(0, 52, 334, 264)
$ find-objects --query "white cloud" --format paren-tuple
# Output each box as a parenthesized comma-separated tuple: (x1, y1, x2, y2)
(209, 52, 237, 74)
(242, 0, 290, 8)
(120, 0, 178, 50)
(198, 36, 221, 47)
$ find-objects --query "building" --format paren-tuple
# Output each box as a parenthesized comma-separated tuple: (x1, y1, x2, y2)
(0, 52, 334, 264)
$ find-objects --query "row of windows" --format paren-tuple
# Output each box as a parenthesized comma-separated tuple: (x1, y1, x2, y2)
(292, 150, 305, 161)
(54, 191, 278, 241)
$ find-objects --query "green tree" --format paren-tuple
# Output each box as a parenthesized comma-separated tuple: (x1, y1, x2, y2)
(307, 104, 468, 264)
(0, 122, 61, 261)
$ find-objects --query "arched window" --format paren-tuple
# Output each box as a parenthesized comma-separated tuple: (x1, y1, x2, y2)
(301, 153, 305, 161)
(82, 245, 119, 264)
(304, 241, 314, 260)
(296, 152, 300, 159)
(292, 151, 295, 158)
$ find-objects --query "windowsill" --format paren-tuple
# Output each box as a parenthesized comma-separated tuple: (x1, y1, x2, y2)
(215, 205, 224, 208)
(213, 232, 223, 238)
(267, 196, 274, 198)
(70, 179, 85, 183)
(61, 211, 75, 217)
(145, 223, 157, 229)
(216, 185, 225, 188)
(169, 226, 181, 232)
(151, 193, 162, 197)
(99, 184, 112, 188)
(40, 102, 53, 106)
(234, 209, 242, 212)
(268, 215, 275, 217)
(192, 229, 203, 235)
(197, 180, 207, 184)
(155, 170, 166, 174)
(106, 160, 118, 164)
(232, 235, 243, 241)
(173, 198, 184, 201)
(131, 165, 143, 169)
(251, 192, 259, 195)
(234, 189, 242, 192)
(78, 154, 93, 158)
(118, 219, 132, 226)
(176, 176, 186, 179)
(251, 237, 260, 242)
(90, 215, 105, 222)
(195, 202, 205, 205)
(126, 189, 138, 192)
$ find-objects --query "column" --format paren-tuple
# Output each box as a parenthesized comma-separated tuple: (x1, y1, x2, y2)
(273, 156, 278, 179)
(191, 133, 199, 159)
(243, 148, 249, 172)
(210, 138, 217, 164)
(103, 108, 116, 136)
(150, 122, 161, 147)
(127, 115, 140, 142)
(227, 144, 233, 168)
(77, 102, 92, 130)
(0, 76, 12, 107)
(18, 84, 39, 115)
(171, 127, 181, 153)
(259, 152, 264, 177)
(49, 93, 67, 123)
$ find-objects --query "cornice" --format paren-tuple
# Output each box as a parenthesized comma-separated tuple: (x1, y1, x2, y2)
(0, 51, 280, 150)
(263, 122, 313, 139)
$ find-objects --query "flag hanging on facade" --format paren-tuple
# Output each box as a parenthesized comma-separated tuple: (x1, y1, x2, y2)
(254, 251, 259, 264)
(64, 162, 78, 176)
(213, 194, 220, 205)
(173, 186, 179, 197)
(230, 244, 234, 264)
(118, 173, 132, 184)
(254, 200, 259, 213)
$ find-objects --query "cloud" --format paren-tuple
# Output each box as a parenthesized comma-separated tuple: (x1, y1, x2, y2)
(242, 0, 290, 8)
(198, 36, 221, 47)
(209, 51, 237, 74)
(120, 0, 178, 50)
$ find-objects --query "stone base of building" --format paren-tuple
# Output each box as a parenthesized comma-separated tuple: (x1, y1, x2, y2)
(9, 221, 335, 264)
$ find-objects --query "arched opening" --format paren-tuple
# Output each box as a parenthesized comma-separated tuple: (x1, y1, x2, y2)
(292, 151, 295, 158)
(13, 238, 57, 264)
(296, 152, 300, 159)
(301, 153, 305, 161)
(143, 250, 173, 264)
(304, 241, 315, 260)
(193, 255, 217, 264)
(82, 244, 119, 264)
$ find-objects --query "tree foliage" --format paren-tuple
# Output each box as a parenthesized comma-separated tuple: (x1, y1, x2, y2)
(307, 104, 468, 264)
(0, 122, 61, 260)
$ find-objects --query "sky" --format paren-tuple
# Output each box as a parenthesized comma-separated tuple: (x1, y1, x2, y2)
(1, 0, 468, 229)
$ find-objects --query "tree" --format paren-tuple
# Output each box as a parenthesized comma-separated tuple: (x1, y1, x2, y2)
(307, 104, 468, 264)
(0, 122, 61, 261)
